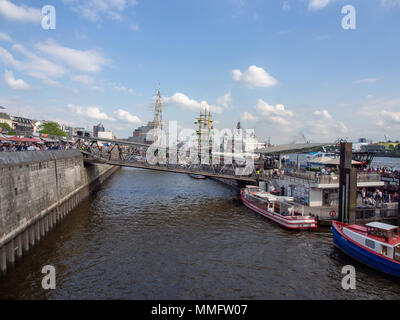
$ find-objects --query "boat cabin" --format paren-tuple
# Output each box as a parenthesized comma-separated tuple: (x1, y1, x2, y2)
(365, 222, 399, 243)
(244, 186, 305, 217)
(344, 221, 400, 261)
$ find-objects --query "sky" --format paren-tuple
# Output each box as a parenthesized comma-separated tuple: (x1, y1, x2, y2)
(0, 0, 399, 144)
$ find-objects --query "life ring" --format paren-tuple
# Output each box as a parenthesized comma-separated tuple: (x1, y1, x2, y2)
(329, 210, 336, 218)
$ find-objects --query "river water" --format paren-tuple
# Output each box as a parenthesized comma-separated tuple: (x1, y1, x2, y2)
(1, 167, 400, 299)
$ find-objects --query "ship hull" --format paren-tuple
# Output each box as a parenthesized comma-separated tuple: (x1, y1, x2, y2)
(331, 221, 400, 278)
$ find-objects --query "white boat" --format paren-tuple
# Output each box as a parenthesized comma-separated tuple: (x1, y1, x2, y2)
(241, 186, 318, 230)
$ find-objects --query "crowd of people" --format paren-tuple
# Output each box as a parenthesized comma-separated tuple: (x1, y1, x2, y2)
(362, 166, 400, 176)
(361, 188, 399, 206)
(0, 142, 76, 152)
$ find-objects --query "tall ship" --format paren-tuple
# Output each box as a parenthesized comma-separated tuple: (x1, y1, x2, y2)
(332, 221, 400, 277)
(241, 186, 318, 230)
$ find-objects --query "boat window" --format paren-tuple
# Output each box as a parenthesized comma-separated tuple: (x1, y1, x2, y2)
(382, 246, 387, 256)
(268, 202, 273, 209)
(365, 239, 375, 249)
(394, 246, 400, 262)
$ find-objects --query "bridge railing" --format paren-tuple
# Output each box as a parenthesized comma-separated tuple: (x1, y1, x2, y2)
(81, 148, 258, 181)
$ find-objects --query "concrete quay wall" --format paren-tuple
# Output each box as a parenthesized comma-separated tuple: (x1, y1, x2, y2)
(0, 150, 119, 274)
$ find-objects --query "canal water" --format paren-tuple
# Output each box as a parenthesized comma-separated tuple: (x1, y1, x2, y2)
(1, 167, 400, 299)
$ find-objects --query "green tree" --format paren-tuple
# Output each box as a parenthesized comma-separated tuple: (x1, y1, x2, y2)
(38, 122, 67, 137)
(0, 122, 12, 131)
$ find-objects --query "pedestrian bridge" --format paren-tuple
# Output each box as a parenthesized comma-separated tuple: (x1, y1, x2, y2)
(80, 150, 258, 183)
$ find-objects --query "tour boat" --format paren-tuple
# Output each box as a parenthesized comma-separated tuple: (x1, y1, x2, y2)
(332, 221, 400, 278)
(241, 186, 318, 230)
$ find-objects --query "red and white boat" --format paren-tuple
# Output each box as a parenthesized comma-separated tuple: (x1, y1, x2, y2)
(241, 186, 318, 230)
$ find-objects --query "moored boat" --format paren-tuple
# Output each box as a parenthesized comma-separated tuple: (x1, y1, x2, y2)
(331, 220, 400, 277)
(241, 186, 317, 230)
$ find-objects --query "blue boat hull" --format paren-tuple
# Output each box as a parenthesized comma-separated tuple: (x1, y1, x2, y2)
(331, 225, 400, 278)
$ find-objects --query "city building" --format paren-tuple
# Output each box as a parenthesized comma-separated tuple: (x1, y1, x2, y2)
(127, 122, 155, 144)
(93, 123, 105, 138)
(11, 116, 34, 133)
(75, 127, 92, 137)
(62, 125, 75, 137)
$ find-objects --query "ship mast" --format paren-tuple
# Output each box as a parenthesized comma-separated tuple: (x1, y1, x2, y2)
(153, 84, 163, 146)
(194, 108, 214, 160)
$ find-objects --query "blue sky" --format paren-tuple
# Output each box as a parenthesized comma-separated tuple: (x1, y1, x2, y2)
(0, 0, 400, 143)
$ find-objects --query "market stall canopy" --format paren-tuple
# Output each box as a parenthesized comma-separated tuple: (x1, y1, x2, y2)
(0, 134, 10, 142)
(3, 136, 44, 143)
(41, 137, 59, 143)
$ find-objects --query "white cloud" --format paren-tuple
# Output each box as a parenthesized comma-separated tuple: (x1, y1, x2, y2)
(0, 46, 20, 67)
(130, 24, 139, 31)
(0, 0, 41, 23)
(314, 109, 332, 120)
(36, 40, 110, 73)
(308, 0, 334, 11)
(254, 100, 293, 126)
(43, 79, 62, 88)
(307, 109, 348, 140)
(232, 65, 277, 88)
(0, 32, 12, 42)
(7, 44, 67, 84)
(0, 45, 67, 88)
(216, 92, 232, 108)
(115, 85, 135, 95)
(255, 99, 293, 117)
(380, 0, 400, 7)
(71, 74, 94, 85)
(241, 111, 258, 121)
(165, 92, 224, 114)
(114, 109, 141, 123)
(376, 110, 400, 127)
(356, 78, 378, 84)
(68, 104, 115, 121)
(4, 69, 32, 90)
(63, 0, 138, 22)
(282, 1, 290, 11)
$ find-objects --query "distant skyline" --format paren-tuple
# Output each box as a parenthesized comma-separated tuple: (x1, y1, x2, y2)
(1, 0, 400, 143)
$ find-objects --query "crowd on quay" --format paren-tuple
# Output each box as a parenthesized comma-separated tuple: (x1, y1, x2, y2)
(361, 187, 399, 206)
(362, 166, 400, 177)
(0, 142, 76, 152)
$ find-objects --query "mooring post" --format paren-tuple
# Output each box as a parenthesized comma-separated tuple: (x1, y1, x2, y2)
(338, 142, 357, 223)
(397, 175, 400, 226)
(297, 153, 300, 171)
